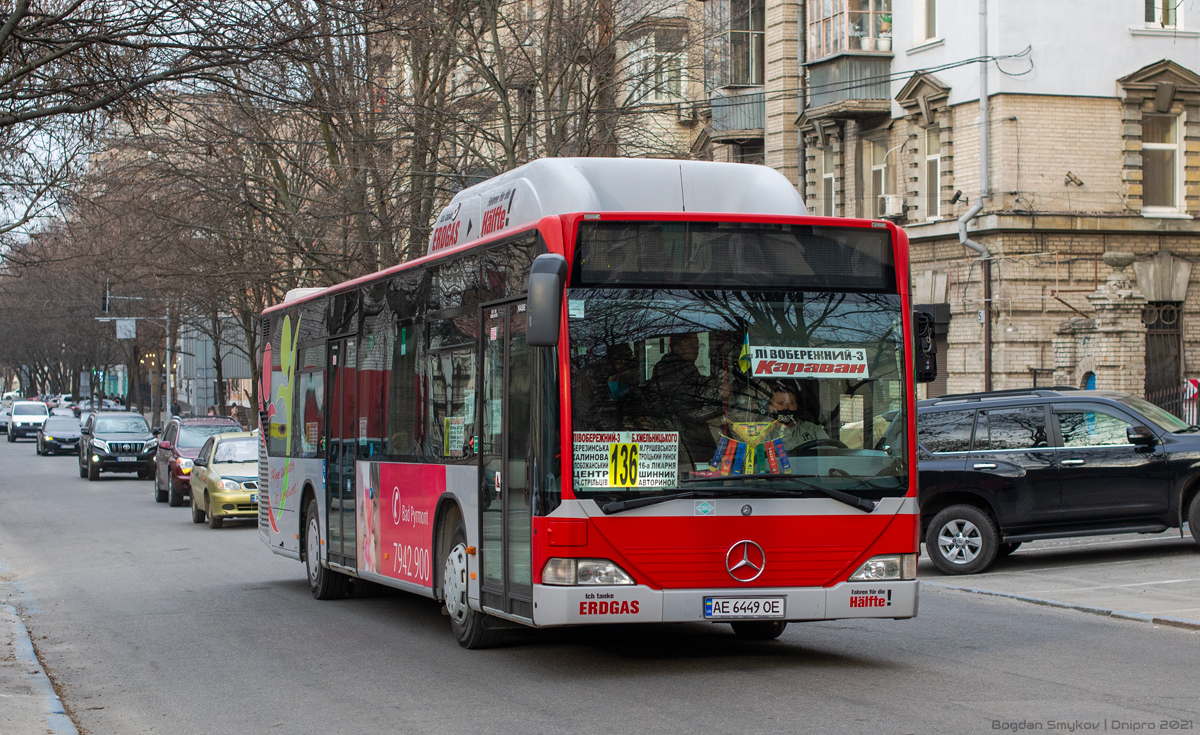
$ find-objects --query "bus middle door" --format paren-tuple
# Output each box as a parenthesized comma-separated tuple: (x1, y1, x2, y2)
(325, 337, 357, 569)
(479, 300, 532, 620)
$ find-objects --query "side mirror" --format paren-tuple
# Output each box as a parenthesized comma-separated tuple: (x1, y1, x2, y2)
(152, 427, 161, 436)
(193, 457, 207, 468)
(81, 427, 90, 435)
(159, 440, 172, 450)
(913, 311, 938, 384)
(526, 253, 569, 347)
(1127, 425, 1157, 446)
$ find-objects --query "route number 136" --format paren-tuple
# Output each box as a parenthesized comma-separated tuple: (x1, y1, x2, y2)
(608, 443, 639, 487)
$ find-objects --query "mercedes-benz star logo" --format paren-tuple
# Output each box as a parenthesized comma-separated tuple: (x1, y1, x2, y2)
(725, 540, 766, 583)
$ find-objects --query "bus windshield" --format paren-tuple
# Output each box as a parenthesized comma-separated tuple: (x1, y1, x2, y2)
(568, 289, 907, 501)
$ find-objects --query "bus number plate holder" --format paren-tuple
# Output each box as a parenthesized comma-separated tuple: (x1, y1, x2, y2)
(704, 597, 785, 619)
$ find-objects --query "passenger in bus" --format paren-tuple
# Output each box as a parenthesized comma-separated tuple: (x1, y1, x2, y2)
(645, 333, 722, 463)
(572, 342, 645, 431)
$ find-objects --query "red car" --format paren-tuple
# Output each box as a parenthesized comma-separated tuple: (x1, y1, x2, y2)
(154, 417, 243, 506)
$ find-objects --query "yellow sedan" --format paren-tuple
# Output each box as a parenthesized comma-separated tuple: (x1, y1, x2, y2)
(189, 431, 260, 529)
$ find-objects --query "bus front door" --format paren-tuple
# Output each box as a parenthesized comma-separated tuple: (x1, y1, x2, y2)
(479, 300, 533, 620)
(325, 338, 357, 569)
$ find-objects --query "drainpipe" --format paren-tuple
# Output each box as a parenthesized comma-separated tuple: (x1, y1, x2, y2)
(958, 0, 992, 390)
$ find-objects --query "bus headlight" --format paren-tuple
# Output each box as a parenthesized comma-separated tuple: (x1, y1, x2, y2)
(849, 554, 917, 581)
(541, 558, 635, 586)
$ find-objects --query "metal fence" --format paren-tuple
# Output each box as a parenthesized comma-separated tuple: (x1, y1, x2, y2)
(1145, 383, 1200, 426)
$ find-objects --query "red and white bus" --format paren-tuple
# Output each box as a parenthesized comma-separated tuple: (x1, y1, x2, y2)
(258, 158, 926, 647)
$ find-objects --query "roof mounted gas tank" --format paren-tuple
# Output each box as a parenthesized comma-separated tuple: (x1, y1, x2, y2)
(427, 157, 807, 256)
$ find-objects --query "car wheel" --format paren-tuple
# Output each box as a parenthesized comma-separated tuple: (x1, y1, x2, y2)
(305, 497, 347, 600)
(1188, 494, 1200, 547)
(997, 542, 1022, 558)
(168, 483, 184, 507)
(87, 460, 99, 481)
(444, 520, 501, 649)
(35, 440, 43, 456)
(137, 469, 151, 480)
(190, 494, 206, 524)
(7, 431, 14, 443)
(207, 502, 223, 529)
(78, 458, 87, 478)
(731, 621, 788, 640)
(154, 474, 168, 503)
(926, 505, 999, 575)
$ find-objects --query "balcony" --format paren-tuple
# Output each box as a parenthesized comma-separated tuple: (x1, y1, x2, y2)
(709, 89, 765, 142)
(805, 52, 892, 113)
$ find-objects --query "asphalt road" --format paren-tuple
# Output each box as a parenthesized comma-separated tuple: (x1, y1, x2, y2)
(1, 437, 1197, 735)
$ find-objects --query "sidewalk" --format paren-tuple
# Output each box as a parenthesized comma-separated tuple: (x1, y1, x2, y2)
(921, 528, 1200, 630)
(0, 604, 77, 735)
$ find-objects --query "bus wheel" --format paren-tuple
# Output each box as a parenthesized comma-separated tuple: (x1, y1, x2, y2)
(731, 621, 787, 640)
(444, 521, 500, 649)
(306, 497, 347, 600)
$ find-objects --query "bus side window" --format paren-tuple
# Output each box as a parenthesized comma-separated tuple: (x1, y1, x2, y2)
(386, 319, 422, 461)
(425, 347, 477, 463)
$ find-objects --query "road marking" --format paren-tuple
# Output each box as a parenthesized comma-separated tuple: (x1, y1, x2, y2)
(1024, 578, 1199, 594)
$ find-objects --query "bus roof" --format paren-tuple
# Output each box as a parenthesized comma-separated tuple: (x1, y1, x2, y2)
(428, 157, 807, 256)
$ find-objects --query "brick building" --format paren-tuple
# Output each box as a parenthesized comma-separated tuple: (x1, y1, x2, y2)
(700, 0, 1200, 409)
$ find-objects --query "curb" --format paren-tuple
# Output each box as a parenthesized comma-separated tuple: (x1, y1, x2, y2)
(1, 604, 79, 735)
(922, 581, 1200, 631)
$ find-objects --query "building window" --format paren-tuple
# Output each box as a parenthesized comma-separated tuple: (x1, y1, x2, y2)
(913, 0, 936, 43)
(1145, 0, 1178, 28)
(822, 148, 836, 216)
(735, 140, 765, 165)
(632, 28, 685, 101)
(729, 0, 765, 86)
(867, 139, 891, 217)
(1142, 114, 1181, 211)
(809, 0, 892, 59)
(925, 126, 942, 219)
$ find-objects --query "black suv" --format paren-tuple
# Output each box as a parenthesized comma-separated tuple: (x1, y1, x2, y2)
(79, 412, 159, 481)
(918, 388, 1200, 574)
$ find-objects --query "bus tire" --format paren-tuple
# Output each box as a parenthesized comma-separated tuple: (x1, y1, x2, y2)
(306, 497, 347, 600)
(731, 621, 787, 640)
(926, 504, 999, 575)
(445, 521, 500, 649)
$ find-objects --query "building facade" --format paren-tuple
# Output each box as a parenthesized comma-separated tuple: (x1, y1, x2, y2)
(701, 0, 1200, 409)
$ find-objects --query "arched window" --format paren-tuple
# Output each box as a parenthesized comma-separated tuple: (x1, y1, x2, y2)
(1082, 372, 1096, 390)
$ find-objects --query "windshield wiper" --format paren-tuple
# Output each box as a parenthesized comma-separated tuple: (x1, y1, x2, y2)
(601, 477, 877, 514)
(679, 474, 878, 512)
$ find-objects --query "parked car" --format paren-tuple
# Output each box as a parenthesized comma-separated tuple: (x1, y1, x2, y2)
(2, 391, 21, 407)
(918, 388, 1200, 575)
(7, 401, 49, 441)
(50, 407, 75, 417)
(0, 407, 9, 434)
(154, 416, 243, 506)
(37, 416, 82, 456)
(189, 431, 260, 528)
(79, 412, 159, 481)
